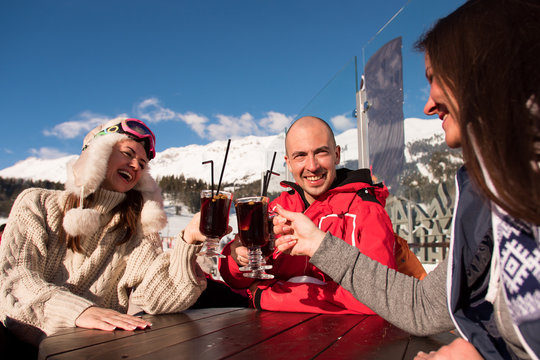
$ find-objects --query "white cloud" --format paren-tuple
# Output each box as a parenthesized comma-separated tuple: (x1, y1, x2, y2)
(178, 112, 208, 138)
(135, 97, 209, 137)
(135, 97, 291, 141)
(330, 114, 355, 131)
(259, 111, 293, 133)
(138, 98, 160, 109)
(136, 97, 178, 122)
(44, 97, 293, 146)
(43, 111, 127, 139)
(207, 113, 261, 140)
(29, 147, 70, 159)
(204, 111, 293, 140)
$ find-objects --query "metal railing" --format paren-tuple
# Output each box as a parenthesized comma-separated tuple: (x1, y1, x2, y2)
(386, 183, 454, 263)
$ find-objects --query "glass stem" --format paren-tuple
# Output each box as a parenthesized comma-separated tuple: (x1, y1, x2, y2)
(248, 247, 264, 269)
(205, 237, 219, 253)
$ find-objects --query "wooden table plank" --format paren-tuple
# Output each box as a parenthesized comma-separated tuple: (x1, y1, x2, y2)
(314, 315, 411, 359)
(228, 313, 368, 360)
(402, 331, 458, 359)
(129, 311, 318, 360)
(38, 308, 246, 360)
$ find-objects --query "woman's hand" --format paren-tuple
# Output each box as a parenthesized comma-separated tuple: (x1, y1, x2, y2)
(230, 235, 249, 267)
(182, 212, 233, 245)
(183, 212, 205, 244)
(75, 306, 151, 331)
(273, 205, 325, 258)
(414, 338, 483, 360)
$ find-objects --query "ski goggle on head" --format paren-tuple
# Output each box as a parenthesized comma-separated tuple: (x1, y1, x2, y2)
(86, 118, 156, 160)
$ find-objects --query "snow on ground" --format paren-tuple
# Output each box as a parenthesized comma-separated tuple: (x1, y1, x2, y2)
(159, 214, 192, 238)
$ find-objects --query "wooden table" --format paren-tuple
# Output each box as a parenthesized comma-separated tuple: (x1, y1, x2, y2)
(38, 307, 456, 360)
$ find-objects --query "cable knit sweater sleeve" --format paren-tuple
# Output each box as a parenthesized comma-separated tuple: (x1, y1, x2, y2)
(310, 232, 454, 336)
(124, 231, 207, 314)
(0, 189, 95, 337)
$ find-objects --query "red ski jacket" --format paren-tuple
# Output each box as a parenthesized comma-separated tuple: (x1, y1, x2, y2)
(219, 168, 397, 314)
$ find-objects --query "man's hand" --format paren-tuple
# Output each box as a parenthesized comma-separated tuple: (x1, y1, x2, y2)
(230, 235, 249, 267)
(273, 205, 325, 258)
(414, 338, 483, 360)
(75, 306, 151, 331)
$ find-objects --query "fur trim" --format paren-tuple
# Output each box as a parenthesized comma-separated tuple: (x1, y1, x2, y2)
(135, 169, 167, 233)
(141, 200, 168, 233)
(136, 170, 168, 233)
(65, 133, 128, 197)
(63, 208, 101, 237)
(135, 169, 162, 201)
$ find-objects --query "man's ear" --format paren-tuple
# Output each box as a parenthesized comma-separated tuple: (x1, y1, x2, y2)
(335, 145, 341, 165)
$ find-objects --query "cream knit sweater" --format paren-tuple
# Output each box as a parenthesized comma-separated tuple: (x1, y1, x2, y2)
(0, 187, 207, 345)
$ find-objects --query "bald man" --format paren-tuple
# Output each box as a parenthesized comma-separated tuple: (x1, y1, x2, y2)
(219, 116, 397, 314)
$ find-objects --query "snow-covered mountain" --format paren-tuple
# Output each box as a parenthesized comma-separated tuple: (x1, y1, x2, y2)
(0, 118, 443, 185)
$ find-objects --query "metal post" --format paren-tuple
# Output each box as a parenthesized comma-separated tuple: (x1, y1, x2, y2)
(356, 74, 370, 169)
(407, 200, 413, 243)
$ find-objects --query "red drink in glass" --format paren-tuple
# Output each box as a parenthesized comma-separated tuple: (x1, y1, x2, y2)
(198, 190, 232, 258)
(199, 190, 232, 238)
(235, 197, 269, 248)
(234, 196, 273, 279)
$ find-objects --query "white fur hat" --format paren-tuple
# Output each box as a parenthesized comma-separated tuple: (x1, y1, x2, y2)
(63, 118, 167, 237)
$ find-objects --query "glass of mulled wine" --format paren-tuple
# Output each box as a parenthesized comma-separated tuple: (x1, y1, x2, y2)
(198, 190, 232, 258)
(234, 196, 274, 279)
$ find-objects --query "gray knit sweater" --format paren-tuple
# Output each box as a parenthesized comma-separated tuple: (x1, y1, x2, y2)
(0, 188, 207, 345)
(310, 232, 453, 336)
(311, 233, 531, 358)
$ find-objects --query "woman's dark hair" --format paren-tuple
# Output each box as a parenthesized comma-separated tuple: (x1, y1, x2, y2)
(61, 190, 143, 252)
(416, 0, 540, 224)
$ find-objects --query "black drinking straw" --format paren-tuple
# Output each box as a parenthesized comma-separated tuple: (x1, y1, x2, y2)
(202, 160, 215, 197)
(216, 139, 231, 196)
(262, 171, 280, 197)
(263, 152, 276, 192)
(268, 152, 277, 178)
(262, 152, 279, 197)
(262, 171, 268, 196)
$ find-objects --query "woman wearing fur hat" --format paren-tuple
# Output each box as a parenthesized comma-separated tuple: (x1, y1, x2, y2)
(0, 118, 207, 352)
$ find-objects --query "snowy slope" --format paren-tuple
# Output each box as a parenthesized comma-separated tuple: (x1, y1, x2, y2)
(0, 118, 443, 184)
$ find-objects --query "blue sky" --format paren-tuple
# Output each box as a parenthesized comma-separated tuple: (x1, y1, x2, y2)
(0, 0, 465, 170)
